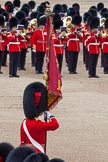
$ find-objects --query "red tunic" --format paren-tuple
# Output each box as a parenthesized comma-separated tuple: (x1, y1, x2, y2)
(6, 32, 21, 53)
(100, 34, 108, 53)
(20, 117, 59, 153)
(86, 32, 100, 54)
(30, 28, 47, 52)
(0, 34, 6, 51)
(67, 27, 80, 52)
(19, 35, 28, 49)
(53, 33, 66, 54)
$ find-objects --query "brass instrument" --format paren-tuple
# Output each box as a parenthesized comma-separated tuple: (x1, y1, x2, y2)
(100, 17, 106, 27)
(28, 18, 37, 32)
(63, 16, 73, 35)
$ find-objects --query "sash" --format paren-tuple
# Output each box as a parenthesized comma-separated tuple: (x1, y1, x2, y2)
(23, 120, 44, 153)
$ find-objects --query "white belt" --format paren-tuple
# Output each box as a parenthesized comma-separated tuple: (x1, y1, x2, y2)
(54, 44, 64, 47)
(0, 40, 4, 43)
(20, 40, 27, 42)
(102, 42, 108, 49)
(88, 43, 100, 51)
(67, 38, 79, 46)
(9, 42, 20, 45)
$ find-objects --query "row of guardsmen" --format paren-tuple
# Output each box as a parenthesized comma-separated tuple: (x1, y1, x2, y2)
(0, 1, 108, 78)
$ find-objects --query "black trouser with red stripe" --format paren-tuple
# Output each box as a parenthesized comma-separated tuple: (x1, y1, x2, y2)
(68, 51, 79, 73)
(9, 52, 20, 76)
(88, 54, 99, 76)
(35, 51, 45, 73)
(56, 54, 63, 73)
(103, 53, 108, 73)
(18, 48, 27, 69)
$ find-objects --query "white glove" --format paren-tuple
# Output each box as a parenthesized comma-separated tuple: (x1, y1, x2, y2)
(44, 111, 51, 120)
(32, 49, 36, 53)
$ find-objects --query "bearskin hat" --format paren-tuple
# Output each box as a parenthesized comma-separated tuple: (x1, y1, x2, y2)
(72, 3, 80, 12)
(47, 158, 65, 162)
(88, 8, 97, 17)
(0, 15, 5, 27)
(15, 11, 26, 21)
(83, 12, 92, 23)
(89, 16, 100, 30)
(67, 7, 77, 17)
(30, 11, 38, 19)
(53, 4, 62, 14)
(52, 14, 61, 24)
(22, 4, 30, 10)
(62, 4, 68, 13)
(0, 142, 14, 162)
(28, 1, 36, 10)
(89, 6, 97, 10)
(5, 3, 14, 13)
(23, 153, 42, 162)
(5, 146, 35, 162)
(41, 1, 50, 7)
(102, 11, 108, 19)
(21, 7, 29, 17)
(104, 18, 108, 29)
(13, 0, 21, 8)
(20, 18, 28, 29)
(9, 17, 18, 29)
(2, 11, 9, 22)
(37, 5, 45, 13)
(97, 3, 104, 12)
(23, 82, 48, 119)
(5, 1, 12, 7)
(37, 13, 46, 26)
(72, 14, 82, 25)
(100, 8, 108, 16)
(38, 153, 49, 162)
(53, 19, 63, 30)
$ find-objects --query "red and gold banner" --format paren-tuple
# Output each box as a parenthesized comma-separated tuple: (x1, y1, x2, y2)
(44, 16, 62, 109)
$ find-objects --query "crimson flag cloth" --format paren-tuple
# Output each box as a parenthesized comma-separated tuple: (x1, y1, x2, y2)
(44, 16, 62, 109)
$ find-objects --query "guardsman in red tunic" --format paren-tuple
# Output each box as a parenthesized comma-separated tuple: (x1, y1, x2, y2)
(82, 12, 91, 66)
(20, 82, 59, 153)
(86, 16, 100, 78)
(100, 18, 108, 74)
(7, 17, 20, 77)
(0, 15, 6, 74)
(18, 19, 29, 70)
(30, 14, 47, 74)
(53, 19, 66, 74)
(67, 14, 82, 74)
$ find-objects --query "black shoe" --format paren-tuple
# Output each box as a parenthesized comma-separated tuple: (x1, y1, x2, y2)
(69, 71, 73, 74)
(13, 75, 20, 77)
(36, 71, 40, 74)
(22, 68, 26, 70)
(9, 75, 13, 78)
(17, 67, 21, 70)
(0, 71, 3, 74)
(32, 64, 35, 67)
(73, 71, 78, 74)
(104, 71, 108, 74)
(39, 71, 44, 74)
(88, 75, 93, 78)
(93, 75, 100, 78)
(2, 64, 7, 67)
